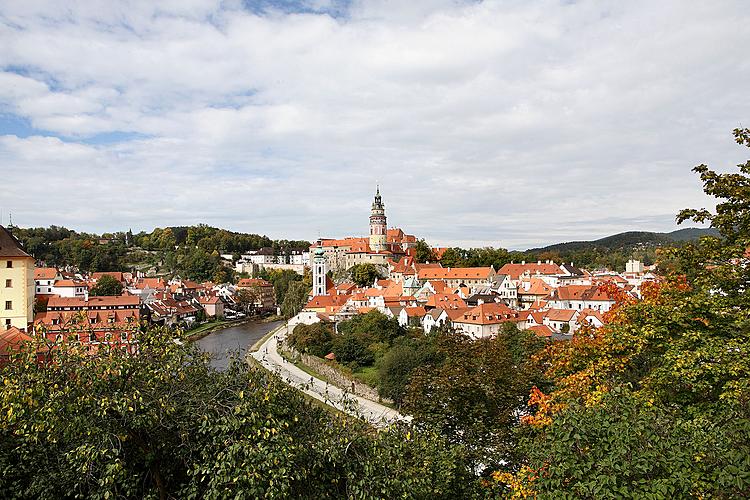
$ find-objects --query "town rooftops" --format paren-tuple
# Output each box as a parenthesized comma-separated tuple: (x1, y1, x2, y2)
(0, 225, 33, 259)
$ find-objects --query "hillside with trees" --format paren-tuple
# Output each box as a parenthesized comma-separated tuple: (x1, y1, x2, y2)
(11, 224, 310, 283)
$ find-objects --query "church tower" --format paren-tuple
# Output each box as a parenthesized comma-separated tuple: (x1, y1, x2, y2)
(369, 185, 387, 252)
(312, 244, 327, 296)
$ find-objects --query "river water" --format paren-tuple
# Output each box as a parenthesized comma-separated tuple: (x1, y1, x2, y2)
(195, 320, 283, 370)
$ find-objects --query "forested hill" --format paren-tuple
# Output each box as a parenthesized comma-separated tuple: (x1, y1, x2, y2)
(527, 227, 719, 254)
(10, 224, 310, 281)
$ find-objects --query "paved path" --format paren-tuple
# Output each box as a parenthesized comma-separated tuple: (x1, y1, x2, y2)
(249, 321, 408, 428)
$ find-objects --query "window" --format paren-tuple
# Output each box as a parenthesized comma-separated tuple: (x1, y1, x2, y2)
(5, 260, 11, 268)
(5, 279, 10, 288)
(4, 319, 10, 328)
(4, 301, 11, 310)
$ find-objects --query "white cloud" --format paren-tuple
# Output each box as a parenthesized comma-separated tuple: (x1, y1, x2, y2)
(0, 0, 748, 248)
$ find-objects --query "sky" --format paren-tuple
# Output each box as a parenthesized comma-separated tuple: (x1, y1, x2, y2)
(0, 0, 748, 250)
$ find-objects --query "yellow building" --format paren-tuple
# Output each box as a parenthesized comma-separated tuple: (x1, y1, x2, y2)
(0, 226, 35, 331)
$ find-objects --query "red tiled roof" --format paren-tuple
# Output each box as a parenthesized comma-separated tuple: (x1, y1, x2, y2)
(418, 267, 494, 281)
(528, 325, 553, 338)
(0, 327, 34, 356)
(498, 262, 563, 280)
(34, 268, 58, 280)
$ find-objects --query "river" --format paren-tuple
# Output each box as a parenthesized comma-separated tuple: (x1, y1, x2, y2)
(195, 319, 284, 370)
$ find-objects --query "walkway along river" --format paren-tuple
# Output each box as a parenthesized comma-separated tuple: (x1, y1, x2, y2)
(195, 319, 283, 370)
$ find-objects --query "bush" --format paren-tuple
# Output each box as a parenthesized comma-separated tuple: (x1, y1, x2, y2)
(332, 332, 375, 367)
(288, 323, 333, 358)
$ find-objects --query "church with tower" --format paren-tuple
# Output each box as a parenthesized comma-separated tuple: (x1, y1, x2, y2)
(311, 186, 417, 295)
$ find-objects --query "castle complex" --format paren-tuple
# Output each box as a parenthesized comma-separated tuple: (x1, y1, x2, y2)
(311, 187, 417, 275)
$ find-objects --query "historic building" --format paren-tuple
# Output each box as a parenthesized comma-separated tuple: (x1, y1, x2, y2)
(0, 226, 35, 331)
(311, 187, 417, 272)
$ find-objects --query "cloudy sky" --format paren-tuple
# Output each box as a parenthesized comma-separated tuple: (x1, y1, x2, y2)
(1, 1, 748, 249)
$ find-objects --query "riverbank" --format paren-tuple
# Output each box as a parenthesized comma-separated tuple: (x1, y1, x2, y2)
(185, 318, 248, 341)
(187, 314, 282, 342)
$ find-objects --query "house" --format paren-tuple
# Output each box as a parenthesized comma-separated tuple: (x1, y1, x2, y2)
(35, 296, 141, 351)
(497, 261, 563, 285)
(547, 285, 616, 312)
(146, 297, 199, 327)
(0, 327, 35, 365)
(0, 226, 35, 331)
(417, 267, 497, 289)
(422, 308, 450, 333)
(398, 306, 427, 328)
(577, 308, 605, 328)
(236, 278, 276, 312)
(34, 267, 60, 295)
(543, 309, 579, 334)
(451, 302, 522, 339)
(198, 295, 224, 319)
(51, 279, 88, 299)
(517, 278, 552, 309)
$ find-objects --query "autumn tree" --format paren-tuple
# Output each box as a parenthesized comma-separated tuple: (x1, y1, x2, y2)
(500, 129, 750, 497)
(405, 326, 547, 472)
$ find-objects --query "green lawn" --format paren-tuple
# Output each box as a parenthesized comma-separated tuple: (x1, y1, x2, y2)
(352, 365, 380, 388)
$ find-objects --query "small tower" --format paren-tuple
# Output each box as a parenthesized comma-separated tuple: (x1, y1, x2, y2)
(312, 244, 327, 296)
(369, 185, 387, 252)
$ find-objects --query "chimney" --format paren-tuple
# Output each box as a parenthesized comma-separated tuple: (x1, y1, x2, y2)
(537, 260, 541, 265)
(521, 261, 525, 265)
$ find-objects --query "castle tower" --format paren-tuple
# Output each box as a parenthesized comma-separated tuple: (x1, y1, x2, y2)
(312, 244, 327, 296)
(369, 186, 387, 252)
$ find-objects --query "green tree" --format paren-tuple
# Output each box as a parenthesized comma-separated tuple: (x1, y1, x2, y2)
(349, 263, 381, 287)
(289, 323, 334, 357)
(414, 239, 436, 263)
(235, 288, 258, 315)
(0, 326, 476, 499)
(281, 281, 309, 319)
(89, 274, 123, 296)
(405, 328, 546, 472)
(377, 336, 438, 406)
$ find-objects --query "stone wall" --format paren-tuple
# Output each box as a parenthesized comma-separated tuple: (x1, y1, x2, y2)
(285, 344, 390, 404)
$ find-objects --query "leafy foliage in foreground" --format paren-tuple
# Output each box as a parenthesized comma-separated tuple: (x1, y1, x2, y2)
(497, 128, 750, 497)
(0, 329, 476, 499)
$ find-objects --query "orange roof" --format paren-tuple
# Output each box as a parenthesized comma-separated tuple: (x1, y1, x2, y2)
(0, 327, 33, 356)
(34, 268, 58, 280)
(403, 306, 427, 317)
(545, 309, 577, 322)
(426, 293, 467, 310)
(418, 267, 494, 281)
(53, 279, 87, 288)
(304, 295, 349, 309)
(518, 278, 552, 296)
(528, 325, 553, 338)
(47, 295, 139, 308)
(578, 308, 605, 325)
(454, 302, 518, 325)
(498, 262, 563, 280)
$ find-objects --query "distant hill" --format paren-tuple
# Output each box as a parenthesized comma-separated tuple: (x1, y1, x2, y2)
(528, 227, 719, 253)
